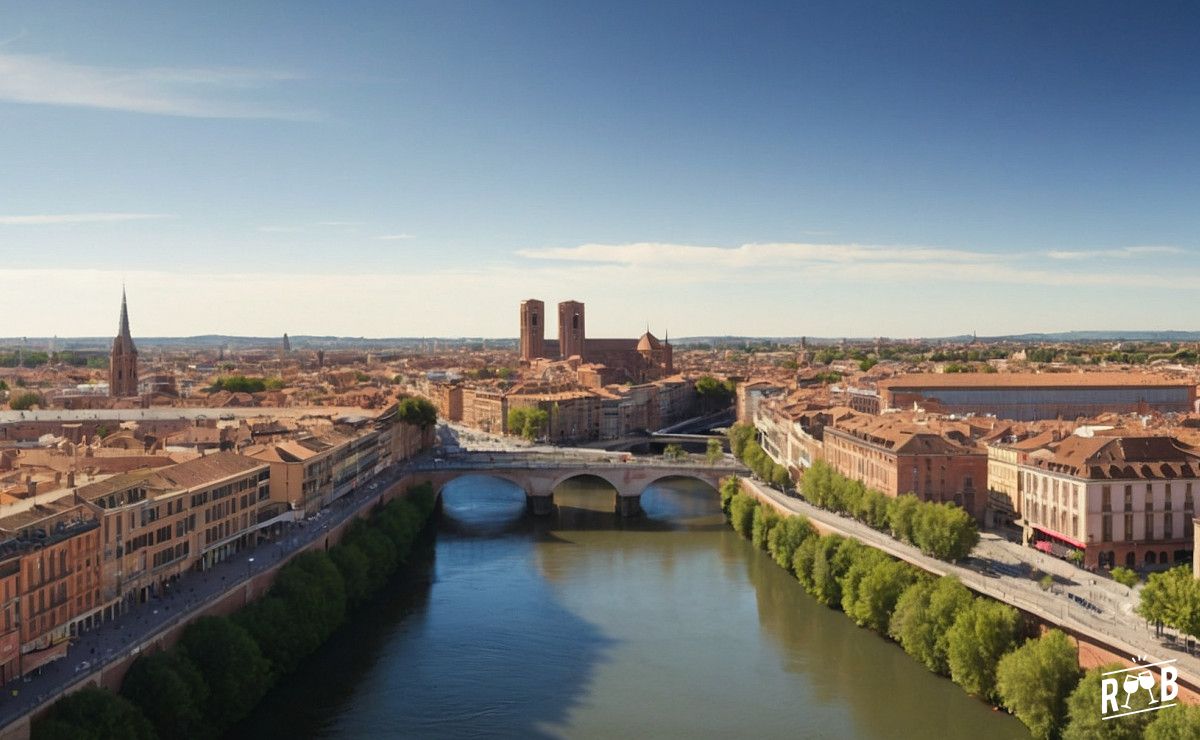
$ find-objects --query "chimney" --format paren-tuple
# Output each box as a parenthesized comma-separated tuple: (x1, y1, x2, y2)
(54, 471, 62, 486)
(67, 470, 76, 488)
(26, 479, 36, 497)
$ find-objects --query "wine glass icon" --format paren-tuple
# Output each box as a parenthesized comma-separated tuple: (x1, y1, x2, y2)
(1138, 671, 1159, 704)
(1121, 673, 1141, 709)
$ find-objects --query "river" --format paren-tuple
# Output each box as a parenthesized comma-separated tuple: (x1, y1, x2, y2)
(231, 475, 1028, 738)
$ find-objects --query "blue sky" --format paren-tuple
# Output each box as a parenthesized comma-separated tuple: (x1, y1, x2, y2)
(1, 1, 1197, 338)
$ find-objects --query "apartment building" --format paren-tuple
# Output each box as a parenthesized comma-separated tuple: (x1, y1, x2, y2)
(1020, 435, 1197, 569)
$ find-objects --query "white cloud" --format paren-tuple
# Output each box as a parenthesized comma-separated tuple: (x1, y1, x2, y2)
(0, 213, 172, 225)
(516, 241, 1188, 289)
(376, 233, 415, 240)
(1045, 245, 1184, 260)
(0, 52, 308, 119)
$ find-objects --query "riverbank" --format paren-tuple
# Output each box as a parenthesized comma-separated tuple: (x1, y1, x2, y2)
(726, 475, 1200, 737)
(27, 483, 438, 739)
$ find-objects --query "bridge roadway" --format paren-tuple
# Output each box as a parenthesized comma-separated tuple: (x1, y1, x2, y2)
(410, 451, 745, 516)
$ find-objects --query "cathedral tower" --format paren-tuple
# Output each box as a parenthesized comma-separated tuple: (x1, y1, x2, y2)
(557, 300, 585, 360)
(519, 299, 545, 361)
(109, 288, 139, 397)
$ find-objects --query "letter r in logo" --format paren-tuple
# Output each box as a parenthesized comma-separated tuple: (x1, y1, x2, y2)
(1101, 677, 1120, 714)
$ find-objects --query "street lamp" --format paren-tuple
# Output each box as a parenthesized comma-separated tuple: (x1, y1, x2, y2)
(246, 557, 255, 581)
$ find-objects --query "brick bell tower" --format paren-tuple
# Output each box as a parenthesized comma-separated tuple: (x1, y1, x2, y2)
(520, 299, 545, 361)
(557, 300, 585, 360)
(109, 287, 139, 397)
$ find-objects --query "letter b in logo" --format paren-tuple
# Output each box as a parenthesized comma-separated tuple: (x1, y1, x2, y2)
(1160, 665, 1178, 703)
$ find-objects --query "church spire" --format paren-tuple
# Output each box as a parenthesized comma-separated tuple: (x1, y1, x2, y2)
(118, 285, 132, 339)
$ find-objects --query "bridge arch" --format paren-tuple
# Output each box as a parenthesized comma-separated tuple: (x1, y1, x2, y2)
(631, 472, 722, 500)
(432, 471, 532, 500)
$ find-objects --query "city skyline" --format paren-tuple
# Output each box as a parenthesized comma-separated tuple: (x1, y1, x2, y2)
(2, 1, 1198, 337)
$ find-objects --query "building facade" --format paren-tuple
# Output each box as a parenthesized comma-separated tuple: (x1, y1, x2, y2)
(1020, 436, 1197, 569)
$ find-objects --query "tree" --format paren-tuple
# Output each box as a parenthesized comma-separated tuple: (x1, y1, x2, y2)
(331, 542, 372, 606)
(9, 391, 43, 410)
(913, 502, 979, 561)
(889, 576, 974, 675)
(705, 437, 724, 465)
(719, 476, 741, 513)
(843, 557, 918, 633)
(995, 630, 1082, 739)
(767, 515, 814, 572)
(235, 595, 313, 677)
(1145, 704, 1200, 739)
(728, 492, 758, 538)
(946, 597, 1021, 700)
(178, 616, 272, 731)
(32, 687, 154, 740)
(121, 650, 210, 740)
(695, 375, 735, 411)
(507, 406, 548, 441)
(1062, 665, 1153, 740)
(1111, 566, 1138, 588)
(1138, 566, 1200, 639)
(886, 494, 922, 544)
(397, 396, 438, 428)
(726, 423, 757, 459)
(810, 536, 862, 607)
(751, 506, 780, 551)
(662, 443, 687, 461)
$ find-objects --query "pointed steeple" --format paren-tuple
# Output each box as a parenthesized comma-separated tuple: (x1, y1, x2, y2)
(118, 285, 132, 339)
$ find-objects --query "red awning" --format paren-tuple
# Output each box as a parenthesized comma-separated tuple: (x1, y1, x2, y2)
(1032, 525, 1086, 550)
(20, 640, 69, 673)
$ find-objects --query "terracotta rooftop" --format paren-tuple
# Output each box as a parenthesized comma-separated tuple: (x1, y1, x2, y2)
(1028, 435, 1200, 480)
(879, 372, 1192, 390)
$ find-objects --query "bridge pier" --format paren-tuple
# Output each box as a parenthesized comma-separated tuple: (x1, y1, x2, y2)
(615, 494, 643, 518)
(526, 494, 555, 516)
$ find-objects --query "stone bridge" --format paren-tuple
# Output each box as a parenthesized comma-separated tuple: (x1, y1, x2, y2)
(408, 453, 744, 516)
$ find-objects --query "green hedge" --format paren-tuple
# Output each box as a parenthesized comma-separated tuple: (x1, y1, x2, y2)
(33, 483, 437, 740)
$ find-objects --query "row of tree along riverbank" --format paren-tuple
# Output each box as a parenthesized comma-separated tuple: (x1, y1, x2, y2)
(29, 483, 438, 740)
(720, 476, 1200, 739)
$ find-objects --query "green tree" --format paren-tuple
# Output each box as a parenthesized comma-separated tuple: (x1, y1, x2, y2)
(946, 598, 1021, 700)
(728, 492, 758, 538)
(1062, 665, 1153, 740)
(234, 596, 312, 677)
(751, 506, 780, 550)
(843, 557, 918, 633)
(705, 437, 724, 465)
(662, 443, 687, 461)
(695, 375, 735, 411)
(766, 515, 814, 572)
(810, 536, 862, 607)
(913, 502, 979, 561)
(32, 687, 155, 740)
(507, 406, 548, 441)
(1111, 566, 1138, 588)
(889, 576, 974, 675)
(397, 396, 438, 428)
(331, 542, 372, 606)
(719, 475, 741, 513)
(726, 423, 757, 459)
(178, 616, 272, 731)
(264, 376, 286, 390)
(1145, 704, 1200, 739)
(121, 650, 210, 740)
(9, 391, 43, 410)
(1138, 566, 1200, 638)
(995, 630, 1082, 739)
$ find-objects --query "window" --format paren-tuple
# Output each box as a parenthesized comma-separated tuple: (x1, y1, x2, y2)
(1165, 513, 1174, 540)
(1124, 514, 1133, 542)
(1188, 483, 1195, 512)
(1145, 512, 1154, 541)
(1124, 485, 1133, 512)
(1102, 486, 1112, 512)
(1102, 515, 1113, 542)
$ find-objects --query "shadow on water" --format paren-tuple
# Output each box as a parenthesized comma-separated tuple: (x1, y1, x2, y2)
(229, 476, 620, 740)
(735, 535, 1030, 739)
